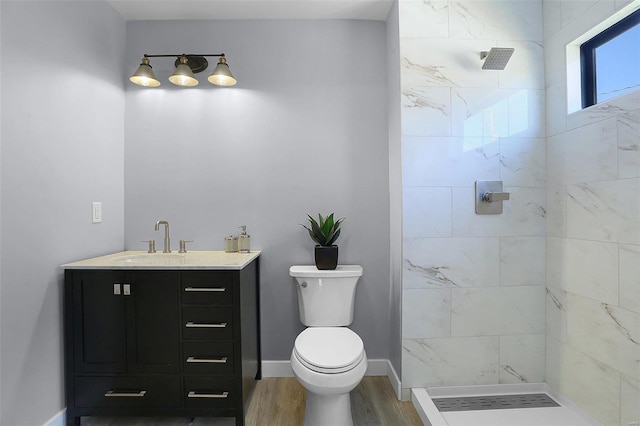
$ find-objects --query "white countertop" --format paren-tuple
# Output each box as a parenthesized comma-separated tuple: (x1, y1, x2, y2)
(62, 250, 261, 270)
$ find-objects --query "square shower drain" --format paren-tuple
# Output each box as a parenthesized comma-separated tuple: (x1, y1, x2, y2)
(432, 393, 560, 412)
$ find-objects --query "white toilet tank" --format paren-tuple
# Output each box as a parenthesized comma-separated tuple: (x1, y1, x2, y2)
(289, 265, 363, 327)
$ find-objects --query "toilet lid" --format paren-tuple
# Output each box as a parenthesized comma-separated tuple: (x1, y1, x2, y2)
(294, 327, 365, 374)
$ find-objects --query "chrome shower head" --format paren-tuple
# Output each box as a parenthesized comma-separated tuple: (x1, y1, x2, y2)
(481, 47, 515, 70)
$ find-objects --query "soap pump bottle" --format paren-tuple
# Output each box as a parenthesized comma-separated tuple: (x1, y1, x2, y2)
(238, 225, 250, 253)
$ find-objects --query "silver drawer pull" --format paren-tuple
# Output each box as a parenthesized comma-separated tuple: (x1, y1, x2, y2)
(104, 390, 146, 397)
(184, 287, 226, 292)
(188, 391, 229, 399)
(187, 356, 228, 364)
(185, 321, 227, 328)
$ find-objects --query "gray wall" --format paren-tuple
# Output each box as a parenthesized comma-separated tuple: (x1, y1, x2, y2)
(123, 20, 392, 360)
(0, 0, 3, 416)
(0, 2, 125, 425)
(0, 7, 393, 424)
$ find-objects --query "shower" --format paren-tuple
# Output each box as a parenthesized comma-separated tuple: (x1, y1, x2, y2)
(480, 47, 515, 70)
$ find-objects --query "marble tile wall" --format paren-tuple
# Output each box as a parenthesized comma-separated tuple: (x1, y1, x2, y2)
(399, 3, 639, 421)
(543, 1, 640, 424)
(399, 0, 547, 396)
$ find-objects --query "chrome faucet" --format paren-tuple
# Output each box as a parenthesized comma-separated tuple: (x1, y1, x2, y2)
(154, 220, 171, 253)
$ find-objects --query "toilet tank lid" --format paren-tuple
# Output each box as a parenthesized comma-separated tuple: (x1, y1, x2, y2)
(289, 265, 363, 278)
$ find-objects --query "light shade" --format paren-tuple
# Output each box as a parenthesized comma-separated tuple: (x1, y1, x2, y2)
(129, 57, 161, 87)
(208, 57, 237, 86)
(169, 56, 199, 87)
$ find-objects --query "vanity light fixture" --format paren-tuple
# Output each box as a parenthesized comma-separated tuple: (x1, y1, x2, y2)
(129, 53, 237, 87)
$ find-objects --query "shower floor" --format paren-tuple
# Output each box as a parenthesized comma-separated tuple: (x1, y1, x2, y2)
(412, 384, 603, 426)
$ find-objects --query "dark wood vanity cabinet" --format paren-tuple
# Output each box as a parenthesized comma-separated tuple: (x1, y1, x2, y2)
(64, 258, 260, 426)
(70, 270, 180, 375)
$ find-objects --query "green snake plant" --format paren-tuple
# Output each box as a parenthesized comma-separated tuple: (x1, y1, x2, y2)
(301, 213, 345, 246)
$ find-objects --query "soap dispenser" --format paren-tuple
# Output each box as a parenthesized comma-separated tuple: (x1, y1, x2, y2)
(238, 225, 250, 253)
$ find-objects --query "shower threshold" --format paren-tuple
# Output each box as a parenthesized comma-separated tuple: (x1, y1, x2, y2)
(411, 383, 602, 426)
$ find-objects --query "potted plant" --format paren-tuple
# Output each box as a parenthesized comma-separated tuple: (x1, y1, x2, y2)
(301, 213, 345, 270)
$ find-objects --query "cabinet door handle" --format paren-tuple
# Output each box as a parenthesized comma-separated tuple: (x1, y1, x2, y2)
(123, 284, 131, 296)
(186, 356, 228, 364)
(185, 322, 227, 328)
(188, 391, 229, 399)
(184, 287, 226, 292)
(104, 390, 146, 397)
(113, 284, 121, 295)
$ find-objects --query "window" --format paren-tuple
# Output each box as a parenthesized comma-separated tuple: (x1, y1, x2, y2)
(580, 9, 640, 108)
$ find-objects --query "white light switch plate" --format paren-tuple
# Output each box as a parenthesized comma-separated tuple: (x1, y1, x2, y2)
(92, 202, 102, 223)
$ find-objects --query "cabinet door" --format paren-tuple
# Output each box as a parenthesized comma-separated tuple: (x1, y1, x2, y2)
(126, 271, 180, 373)
(72, 270, 127, 373)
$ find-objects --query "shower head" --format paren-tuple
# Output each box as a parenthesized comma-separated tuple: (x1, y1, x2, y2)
(480, 47, 515, 70)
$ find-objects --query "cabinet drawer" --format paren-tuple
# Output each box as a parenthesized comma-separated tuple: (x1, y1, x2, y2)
(181, 271, 233, 305)
(183, 342, 234, 374)
(183, 377, 237, 409)
(182, 307, 233, 340)
(74, 376, 180, 408)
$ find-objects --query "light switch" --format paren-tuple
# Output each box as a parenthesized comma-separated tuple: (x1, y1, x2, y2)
(92, 202, 102, 223)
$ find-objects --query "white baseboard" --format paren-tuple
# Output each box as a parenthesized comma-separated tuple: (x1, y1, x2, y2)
(261, 359, 402, 399)
(364, 358, 391, 376)
(262, 360, 295, 377)
(386, 360, 402, 400)
(43, 409, 65, 426)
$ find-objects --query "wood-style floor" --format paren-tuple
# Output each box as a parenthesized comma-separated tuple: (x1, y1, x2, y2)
(83, 376, 423, 426)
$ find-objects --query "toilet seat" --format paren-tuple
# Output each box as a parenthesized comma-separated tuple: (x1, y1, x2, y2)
(293, 327, 364, 374)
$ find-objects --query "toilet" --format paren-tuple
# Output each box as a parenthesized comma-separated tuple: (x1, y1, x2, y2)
(289, 265, 367, 426)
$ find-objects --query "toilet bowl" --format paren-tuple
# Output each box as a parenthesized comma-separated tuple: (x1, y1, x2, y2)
(291, 327, 367, 426)
(289, 266, 367, 426)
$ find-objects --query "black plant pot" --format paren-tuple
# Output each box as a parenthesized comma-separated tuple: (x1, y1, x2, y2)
(314, 245, 338, 270)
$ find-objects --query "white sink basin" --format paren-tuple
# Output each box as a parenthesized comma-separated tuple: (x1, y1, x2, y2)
(113, 253, 185, 264)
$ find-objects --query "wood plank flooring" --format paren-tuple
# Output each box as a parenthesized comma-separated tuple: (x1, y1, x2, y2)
(246, 376, 422, 426)
(83, 376, 423, 426)
(348, 377, 422, 426)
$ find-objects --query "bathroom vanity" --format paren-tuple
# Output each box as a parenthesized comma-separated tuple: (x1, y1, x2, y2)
(62, 251, 261, 426)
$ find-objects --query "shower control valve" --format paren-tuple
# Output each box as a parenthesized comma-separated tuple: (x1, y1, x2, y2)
(475, 180, 510, 214)
(482, 191, 510, 202)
